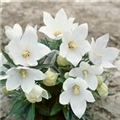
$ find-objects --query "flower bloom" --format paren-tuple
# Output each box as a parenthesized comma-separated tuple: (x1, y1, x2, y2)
(69, 62, 103, 90)
(25, 84, 48, 103)
(89, 34, 120, 68)
(6, 66, 46, 93)
(59, 23, 91, 66)
(39, 8, 75, 40)
(6, 25, 51, 66)
(5, 23, 23, 40)
(59, 77, 95, 119)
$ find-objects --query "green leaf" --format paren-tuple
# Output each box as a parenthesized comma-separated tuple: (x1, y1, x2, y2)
(32, 64, 52, 69)
(40, 38, 50, 47)
(26, 104, 35, 120)
(36, 104, 50, 116)
(0, 80, 6, 87)
(3, 64, 11, 69)
(1, 50, 15, 66)
(50, 39, 62, 50)
(108, 92, 115, 96)
(63, 107, 69, 120)
(50, 101, 62, 116)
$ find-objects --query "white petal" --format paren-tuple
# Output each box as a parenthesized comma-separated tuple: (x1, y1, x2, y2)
(59, 90, 72, 105)
(13, 24, 23, 39)
(55, 8, 67, 25)
(21, 78, 35, 94)
(62, 32, 71, 44)
(63, 78, 75, 91)
(29, 69, 46, 80)
(6, 75, 21, 91)
(71, 95, 86, 119)
(66, 49, 82, 66)
(59, 43, 69, 58)
(41, 89, 49, 99)
(80, 62, 90, 71)
(102, 47, 120, 62)
(101, 61, 116, 68)
(84, 90, 95, 102)
(95, 34, 109, 50)
(21, 25, 37, 43)
(85, 74, 98, 90)
(4, 26, 14, 40)
(39, 26, 55, 39)
(72, 23, 88, 41)
(69, 68, 83, 78)
(89, 65, 103, 75)
(43, 12, 55, 28)
(0, 75, 8, 80)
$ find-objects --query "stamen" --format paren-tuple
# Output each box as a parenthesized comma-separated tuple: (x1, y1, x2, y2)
(19, 69, 27, 78)
(22, 50, 30, 58)
(83, 70, 88, 78)
(73, 85, 80, 95)
(94, 51, 102, 57)
(54, 29, 62, 37)
(68, 41, 77, 49)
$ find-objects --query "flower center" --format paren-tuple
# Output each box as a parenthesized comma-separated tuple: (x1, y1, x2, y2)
(54, 29, 62, 37)
(22, 50, 30, 58)
(73, 85, 80, 95)
(94, 51, 102, 57)
(19, 69, 27, 78)
(68, 41, 77, 49)
(83, 70, 88, 78)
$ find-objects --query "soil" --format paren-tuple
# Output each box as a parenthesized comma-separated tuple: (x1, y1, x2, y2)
(0, 1, 120, 120)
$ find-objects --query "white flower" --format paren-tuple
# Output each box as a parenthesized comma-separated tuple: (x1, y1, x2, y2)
(89, 34, 120, 68)
(6, 66, 46, 93)
(69, 62, 103, 90)
(59, 77, 95, 119)
(116, 60, 120, 71)
(59, 23, 91, 66)
(5, 24, 23, 40)
(39, 8, 75, 40)
(25, 84, 48, 103)
(6, 25, 51, 66)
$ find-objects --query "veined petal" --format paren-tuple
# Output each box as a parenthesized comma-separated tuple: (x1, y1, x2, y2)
(29, 69, 46, 80)
(55, 8, 67, 25)
(84, 90, 95, 102)
(85, 74, 98, 90)
(101, 61, 116, 68)
(66, 49, 82, 66)
(39, 26, 55, 39)
(21, 78, 35, 94)
(59, 43, 69, 58)
(6, 75, 21, 91)
(69, 68, 83, 78)
(13, 24, 22, 39)
(72, 23, 88, 42)
(43, 12, 55, 27)
(4, 26, 14, 40)
(59, 90, 72, 105)
(63, 78, 75, 91)
(71, 95, 86, 119)
(102, 47, 120, 62)
(95, 34, 109, 50)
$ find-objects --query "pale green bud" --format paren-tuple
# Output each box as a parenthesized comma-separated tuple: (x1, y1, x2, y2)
(64, 72, 70, 79)
(57, 55, 70, 66)
(97, 83, 108, 98)
(43, 70, 58, 86)
(1, 86, 10, 95)
(97, 75, 103, 86)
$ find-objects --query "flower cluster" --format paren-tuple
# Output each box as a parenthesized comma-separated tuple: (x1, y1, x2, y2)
(0, 8, 120, 119)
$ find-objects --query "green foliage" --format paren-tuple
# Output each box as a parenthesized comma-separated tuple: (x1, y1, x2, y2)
(50, 39, 62, 50)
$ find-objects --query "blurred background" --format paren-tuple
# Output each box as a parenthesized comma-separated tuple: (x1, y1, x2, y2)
(0, 1, 120, 120)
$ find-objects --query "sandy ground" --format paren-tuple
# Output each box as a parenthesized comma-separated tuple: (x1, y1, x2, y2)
(0, 1, 120, 120)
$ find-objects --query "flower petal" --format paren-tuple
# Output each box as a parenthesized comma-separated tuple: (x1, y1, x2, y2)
(71, 95, 86, 119)
(84, 90, 95, 102)
(101, 61, 116, 68)
(41, 89, 49, 99)
(59, 90, 72, 105)
(6, 75, 21, 91)
(85, 74, 98, 90)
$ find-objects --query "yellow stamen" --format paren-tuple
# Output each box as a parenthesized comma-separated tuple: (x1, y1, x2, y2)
(19, 69, 27, 78)
(68, 41, 77, 49)
(83, 70, 88, 78)
(73, 85, 80, 95)
(94, 51, 102, 57)
(54, 29, 62, 37)
(22, 50, 30, 58)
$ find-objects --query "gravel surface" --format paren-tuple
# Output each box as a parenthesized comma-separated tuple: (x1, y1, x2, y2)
(1, 1, 120, 120)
